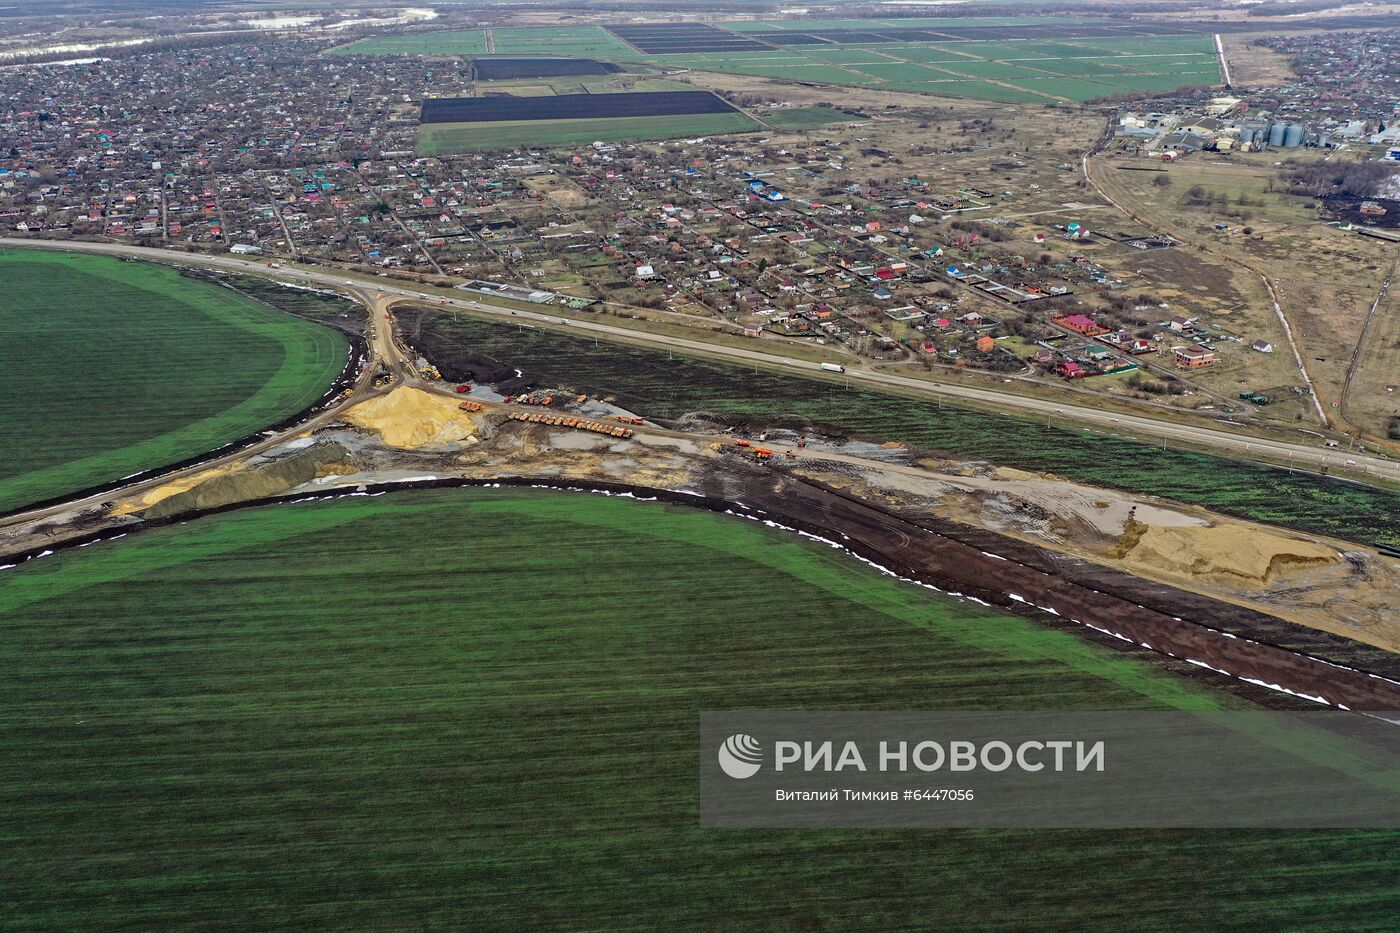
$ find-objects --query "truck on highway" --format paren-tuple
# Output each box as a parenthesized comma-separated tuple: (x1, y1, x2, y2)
(820, 363, 846, 373)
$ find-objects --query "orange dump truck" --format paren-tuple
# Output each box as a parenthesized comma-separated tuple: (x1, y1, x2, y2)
(507, 412, 632, 439)
(458, 401, 484, 413)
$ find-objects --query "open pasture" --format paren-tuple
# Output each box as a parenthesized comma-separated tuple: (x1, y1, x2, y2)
(761, 106, 867, 129)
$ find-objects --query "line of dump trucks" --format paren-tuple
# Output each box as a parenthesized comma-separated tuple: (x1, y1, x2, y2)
(457, 400, 635, 437)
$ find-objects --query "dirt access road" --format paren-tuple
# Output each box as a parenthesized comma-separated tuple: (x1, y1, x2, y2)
(4, 238, 1397, 485)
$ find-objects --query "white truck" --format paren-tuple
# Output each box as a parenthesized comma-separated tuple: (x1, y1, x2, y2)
(820, 363, 846, 373)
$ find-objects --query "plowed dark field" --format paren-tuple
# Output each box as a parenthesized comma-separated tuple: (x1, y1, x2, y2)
(420, 90, 738, 124)
(472, 57, 622, 80)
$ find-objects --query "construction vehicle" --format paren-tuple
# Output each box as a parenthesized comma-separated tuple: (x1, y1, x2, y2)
(508, 411, 633, 438)
(797, 437, 808, 449)
(458, 401, 483, 413)
(734, 439, 752, 448)
(753, 447, 775, 460)
(455, 384, 473, 394)
(611, 415, 645, 425)
(576, 394, 589, 404)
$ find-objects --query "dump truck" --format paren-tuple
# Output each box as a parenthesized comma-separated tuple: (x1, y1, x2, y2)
(455, 384, 473, 394)
(753, 447, 776, 460)
(458, 401, 483, 413)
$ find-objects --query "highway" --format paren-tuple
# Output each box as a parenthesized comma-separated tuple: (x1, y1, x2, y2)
(4, 237, 1398, 485)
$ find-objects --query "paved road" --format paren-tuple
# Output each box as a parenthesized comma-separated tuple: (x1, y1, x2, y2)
(4, 237, 1398, 484)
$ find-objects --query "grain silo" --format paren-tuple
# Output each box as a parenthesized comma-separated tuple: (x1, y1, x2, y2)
(1283, 124, 1305, 148)
(1268, 123, 1287, 147)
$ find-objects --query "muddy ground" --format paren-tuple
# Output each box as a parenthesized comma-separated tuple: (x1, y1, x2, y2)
(5, 385, 1400, 714)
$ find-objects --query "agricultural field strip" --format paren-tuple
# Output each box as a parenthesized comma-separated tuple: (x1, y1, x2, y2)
(471, 58, 623, 81)
(417, 112, 759, 154)
(15, 490, 1400, 927)
(419, 90, 741, 124)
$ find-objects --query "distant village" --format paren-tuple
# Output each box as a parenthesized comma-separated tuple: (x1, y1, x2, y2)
(3, 29, 1394, 405)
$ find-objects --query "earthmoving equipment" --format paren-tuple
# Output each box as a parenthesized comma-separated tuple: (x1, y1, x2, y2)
(753, 447, 775, 460)
(734, 439, 752, 448)
(611, 415, 645, 425)
(458, 401, 484, 412)
(455, 384, 473, 393)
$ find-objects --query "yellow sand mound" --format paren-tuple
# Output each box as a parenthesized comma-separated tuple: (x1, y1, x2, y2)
(1118, 521, 1339, 585)
(111, 462, 244, 516)
(344, 387, 481, 449)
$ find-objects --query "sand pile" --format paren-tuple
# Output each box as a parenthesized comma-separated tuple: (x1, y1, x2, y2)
(112, 463, 245, 516)
(1115, 520, 1340, 585)
(142, 444, 356, 520)
(344, 387, 481, 449)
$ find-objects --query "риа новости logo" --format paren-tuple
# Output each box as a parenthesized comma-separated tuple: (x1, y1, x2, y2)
(718, 733, 763, 779)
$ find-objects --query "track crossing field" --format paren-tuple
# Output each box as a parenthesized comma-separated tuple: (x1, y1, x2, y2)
(335, 18, 1223, 103)
(5, 487, 1400, 927)
(0, 251, 347, 514)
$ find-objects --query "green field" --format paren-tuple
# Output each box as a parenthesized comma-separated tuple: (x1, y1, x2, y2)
(643, 36, 1219, 102)
(762, 106, 866, 129)
(490, 25, 640, 59)
(418, 111, 759, 154)
(335, 23, 1220, 103)
(330, 29, 490, 56)
(399, 311, 1400, 548)
(0, 251, 347, 515)
(6, 487, 1400, 927)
